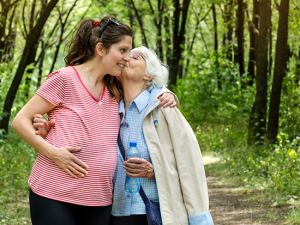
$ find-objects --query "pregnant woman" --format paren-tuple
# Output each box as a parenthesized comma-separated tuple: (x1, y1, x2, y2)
(11, 16, 175, 225)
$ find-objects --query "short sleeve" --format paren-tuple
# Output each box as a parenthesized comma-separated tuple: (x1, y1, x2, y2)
(36, 69, 65, 106)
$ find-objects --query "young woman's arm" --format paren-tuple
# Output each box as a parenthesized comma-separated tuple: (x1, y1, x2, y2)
(11, 94, 89, 179)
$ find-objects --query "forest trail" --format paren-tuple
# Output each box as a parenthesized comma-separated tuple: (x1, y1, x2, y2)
(204, 156, 292, 225)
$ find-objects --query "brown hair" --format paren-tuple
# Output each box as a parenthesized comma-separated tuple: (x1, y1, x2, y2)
(64, 16, 132, 100)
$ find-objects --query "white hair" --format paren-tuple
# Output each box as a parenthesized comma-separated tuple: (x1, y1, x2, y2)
(131, 46, 169, 89)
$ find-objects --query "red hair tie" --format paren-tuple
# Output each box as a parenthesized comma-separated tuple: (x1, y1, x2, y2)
(93, 21, 99, 27)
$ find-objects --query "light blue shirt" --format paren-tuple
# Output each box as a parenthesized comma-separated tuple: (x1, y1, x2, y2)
(111, 89, 159, 216)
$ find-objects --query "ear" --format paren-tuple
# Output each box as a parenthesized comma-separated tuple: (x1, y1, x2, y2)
(143, 74, 156, 81)
(95, 42, 106, 57)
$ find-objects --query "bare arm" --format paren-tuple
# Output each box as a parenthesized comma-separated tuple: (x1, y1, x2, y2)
(11, 94, 88, 178)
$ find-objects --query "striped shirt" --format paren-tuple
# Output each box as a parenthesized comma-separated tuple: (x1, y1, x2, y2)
(29, 66, 120, 206)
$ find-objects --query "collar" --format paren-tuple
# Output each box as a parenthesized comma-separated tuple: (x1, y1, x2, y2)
(133, 89, 150, 113)
(119, 89, 150, 119)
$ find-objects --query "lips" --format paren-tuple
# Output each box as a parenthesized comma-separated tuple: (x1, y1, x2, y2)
(117, 63, 125, 69)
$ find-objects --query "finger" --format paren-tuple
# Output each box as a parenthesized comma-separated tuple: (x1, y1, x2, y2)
(33, 118, 46, 123)
(70, 161, 88, 176)
(125, 171, 140, 178)
(123, 162, 144, 169)
(123, 166, 142, 174)
(163, 99, 174, 108)
(157, 97, 169, 108)
(170, 102, 177, 108)
(65, 168, 78, 179)
(68, 164, 85, 178)
(66, 146, 82, 153)
(126, 158, 146, 164)
(159, 97, 169, 106)
(33, 114, 44, 119)
(71, 155, 89, 170)
(33, 122, 44, 130)
(48, 120, 56, 127)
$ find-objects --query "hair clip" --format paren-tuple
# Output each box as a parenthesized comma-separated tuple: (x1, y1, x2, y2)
(93, 21, 99, 27)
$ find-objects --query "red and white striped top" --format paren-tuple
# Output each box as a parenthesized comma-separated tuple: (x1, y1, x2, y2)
(29, 66, 120, 206)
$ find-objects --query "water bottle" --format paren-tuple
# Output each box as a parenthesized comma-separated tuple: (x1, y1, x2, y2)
(125, 142, 141, 193)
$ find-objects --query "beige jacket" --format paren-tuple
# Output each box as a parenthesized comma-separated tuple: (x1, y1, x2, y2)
(143, 87, 214, 225)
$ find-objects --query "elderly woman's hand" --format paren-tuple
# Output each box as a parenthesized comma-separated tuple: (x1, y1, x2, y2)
(157, 92, 177, 108)
(123, 158, 155, 179)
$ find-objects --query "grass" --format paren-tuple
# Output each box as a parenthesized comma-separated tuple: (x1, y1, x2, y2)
(203, 153, 300, 224)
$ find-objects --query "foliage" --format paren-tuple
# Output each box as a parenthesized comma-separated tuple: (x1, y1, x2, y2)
(176, 51, 300, 198)
(0, 132, 36, 194)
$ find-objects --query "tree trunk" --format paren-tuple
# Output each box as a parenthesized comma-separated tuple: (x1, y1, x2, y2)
(24, 42, 39, 98)
(247, 0, 259, 86)
(0, 10, 9, 61)
(49, 0, 78, 72)
(212, 4, 221, 90)
(266, 0, 290, 144)
(226, 0, 234, 61)
(237, 0, 245, 87)
(268, 9, 273, 76)
(248, 0, 271, 144)
(0, 0, 60, 133)
(169, 0, 191, 88)
(2, 4, 17, 63)
(164, 15, 171, 67)
(130, 0, 149, 47)
(37, 41, 46, 89)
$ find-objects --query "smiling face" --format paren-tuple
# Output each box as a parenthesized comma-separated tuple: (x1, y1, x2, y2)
(100, 35, 132, 76)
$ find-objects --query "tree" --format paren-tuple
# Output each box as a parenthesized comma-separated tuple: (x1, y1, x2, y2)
(130, 0, 149, 47)
(49, 0, 79, 73)
(212, 4, 221, 90)
(248, 0, 271, 144)
(266, 0, 290, 144)
(246, 0, 259, 86)
(168, 0, 191, 88)
(0, 0, 19, 62)
(0, 0, 60, 133)
(237, 0, 245, 87)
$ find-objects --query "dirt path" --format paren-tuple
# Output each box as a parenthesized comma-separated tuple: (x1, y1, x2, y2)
(204, 156, 292, 225)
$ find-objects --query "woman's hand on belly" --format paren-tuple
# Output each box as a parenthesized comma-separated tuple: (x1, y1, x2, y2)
(123, 158, 155, 179)
(48, 146, 89, 179)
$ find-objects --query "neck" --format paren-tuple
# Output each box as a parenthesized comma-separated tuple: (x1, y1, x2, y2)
(85, 56, 107, 85)
(122, 81, 147, 113)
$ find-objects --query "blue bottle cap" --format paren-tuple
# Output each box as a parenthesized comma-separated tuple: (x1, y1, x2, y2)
(130, 142, 137, 147)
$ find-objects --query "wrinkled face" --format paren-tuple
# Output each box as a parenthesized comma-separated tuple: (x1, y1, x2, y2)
(120, 51, 147, 82)
(101, 35, 132, 76)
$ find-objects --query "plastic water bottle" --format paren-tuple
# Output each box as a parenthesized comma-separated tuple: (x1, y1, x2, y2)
(125, 142, 141, 193)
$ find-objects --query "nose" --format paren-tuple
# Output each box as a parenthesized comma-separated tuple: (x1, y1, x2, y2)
(123, 53, 131, 62)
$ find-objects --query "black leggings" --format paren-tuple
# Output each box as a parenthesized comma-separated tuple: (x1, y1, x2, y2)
(109, 215, 148, 225)
(29, 189, 112, 225)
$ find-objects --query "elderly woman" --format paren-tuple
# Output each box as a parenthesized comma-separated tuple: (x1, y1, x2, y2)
(34, 46, 214, 225)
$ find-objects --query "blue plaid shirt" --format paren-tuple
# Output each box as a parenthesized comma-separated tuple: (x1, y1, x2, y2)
(111, 89, 159, 216)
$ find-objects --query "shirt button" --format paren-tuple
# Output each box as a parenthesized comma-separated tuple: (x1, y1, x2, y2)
(127, 194, 130, 198)
(129, 107, 133, 111)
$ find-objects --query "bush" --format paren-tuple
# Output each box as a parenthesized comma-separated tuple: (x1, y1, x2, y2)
(176, 52, 300, 197)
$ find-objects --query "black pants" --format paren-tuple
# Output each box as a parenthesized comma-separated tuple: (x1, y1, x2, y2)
(29, 189, 112, 225)
(109, 215, 148, 225)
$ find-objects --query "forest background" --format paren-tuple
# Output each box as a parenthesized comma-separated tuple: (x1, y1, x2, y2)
(0, 0, 300, 223)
